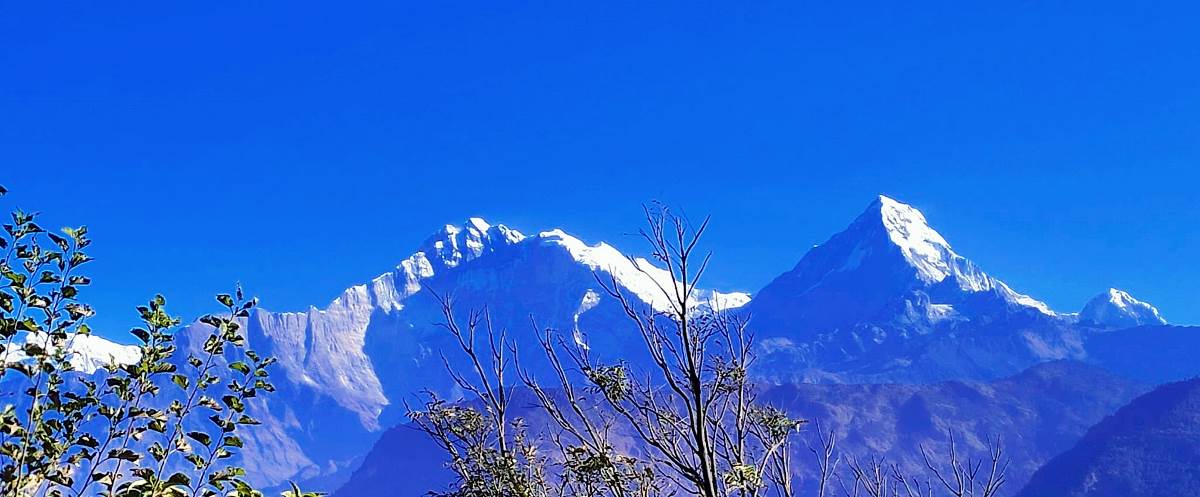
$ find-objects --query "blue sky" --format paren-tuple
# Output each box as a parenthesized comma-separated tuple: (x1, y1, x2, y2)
(2, 1, 1198, 337)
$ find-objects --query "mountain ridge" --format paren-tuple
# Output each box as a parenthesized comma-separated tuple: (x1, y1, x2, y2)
(1017, 376, 1200, 497)
(25, 195, 1194, 490)
(172, 217, 750, 487)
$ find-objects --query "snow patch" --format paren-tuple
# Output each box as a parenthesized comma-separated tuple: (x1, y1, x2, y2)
(2, 332, 140, 374)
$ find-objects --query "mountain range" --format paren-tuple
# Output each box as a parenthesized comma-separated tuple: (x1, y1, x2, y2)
(1017, 376, 1200, 497)
(40, 195, 1199, 490)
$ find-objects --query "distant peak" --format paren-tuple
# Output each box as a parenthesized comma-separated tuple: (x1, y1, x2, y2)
(437, 217, 493, 236)
(759, 195, 1055, 317)
(466, 217, 491, 232)
(1080, 287, 1166, 328)
(1100, 288, 1153, 309)
(416, 218, 525, 270)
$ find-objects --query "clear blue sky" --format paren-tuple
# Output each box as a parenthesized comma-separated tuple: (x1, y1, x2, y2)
(3, 2, 1198, 338)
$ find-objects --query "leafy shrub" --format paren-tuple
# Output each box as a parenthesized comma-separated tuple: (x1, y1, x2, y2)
(0, 185, 321, 497)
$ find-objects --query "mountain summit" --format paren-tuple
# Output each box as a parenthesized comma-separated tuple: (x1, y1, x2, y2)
(747, 195, 1052, 336)
(744, 195, 1076, 382)
(1078, 288, 1167, 329)
(173, 218, 748, 488)
(871, 195, 974, 284)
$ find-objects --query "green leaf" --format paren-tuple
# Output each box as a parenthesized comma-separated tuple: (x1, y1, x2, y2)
(222, 395, 245, 412)
(228, 361, 251, 374)
(187, 431, 213, 447)
(77, 433, 100, 448)
(166, 472, 192, 487)
(47, 232, 69, 251)
(216, 293, 235, 308)
(108, 448, 140, 462)
(171, 374, 190, 390)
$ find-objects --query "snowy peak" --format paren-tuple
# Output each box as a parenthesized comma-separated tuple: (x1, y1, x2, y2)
(331, 218, 746, 319)
(3, 333, 139, 374)
(873, 194, 955, 279)
(1079, 288, 1166, 329)
(416, 217, 526, 270)
(322, 218, 527, 314)
(860, 196, 1054, 312)
(869, 195, 956, 283)
(810, 195, 1047, 307)
(747, 195, 1054, 337)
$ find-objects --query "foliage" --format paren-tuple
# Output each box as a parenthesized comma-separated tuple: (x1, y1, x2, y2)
(408, 394, 548, 497)
(0, 186, 321, 497)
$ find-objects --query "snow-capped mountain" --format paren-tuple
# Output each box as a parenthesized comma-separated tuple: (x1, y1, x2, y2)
(0, 332, 140, 374)
(10, 197, 1192, 491)
(744, 195, 1082, 382)
(222, 218, 746, 428)
(749, 195, 1054, 329)
(1078, 288, 1167, 329)
(172, 218, 748, 487)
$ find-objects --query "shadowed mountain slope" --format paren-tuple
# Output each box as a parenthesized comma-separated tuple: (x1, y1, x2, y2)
(337, 361, 1145, 497)
(1018, 376, 1200, 497)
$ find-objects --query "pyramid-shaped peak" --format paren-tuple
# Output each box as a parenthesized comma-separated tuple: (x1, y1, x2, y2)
(865, 195, 953, 252)
(842, 195, 958, 283)
(745, 194, 1056, 335)
(1080, 287, 1166, 328)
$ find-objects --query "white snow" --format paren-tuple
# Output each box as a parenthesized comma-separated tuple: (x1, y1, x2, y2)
(997, 282, 1056, 316)
(926, 303, 959, 323)
(538, 229, 750, 314)
(67, 333, 140, 371)
(1079, 287, 1166, 328)
(2, 332, 140, 374)
(572, 288, 604, 350)
(877, 195, 955, 283)
(875, 195, 1054, 315)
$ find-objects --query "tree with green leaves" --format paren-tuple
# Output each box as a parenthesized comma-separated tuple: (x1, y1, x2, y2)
(0, 185, 322, 497)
